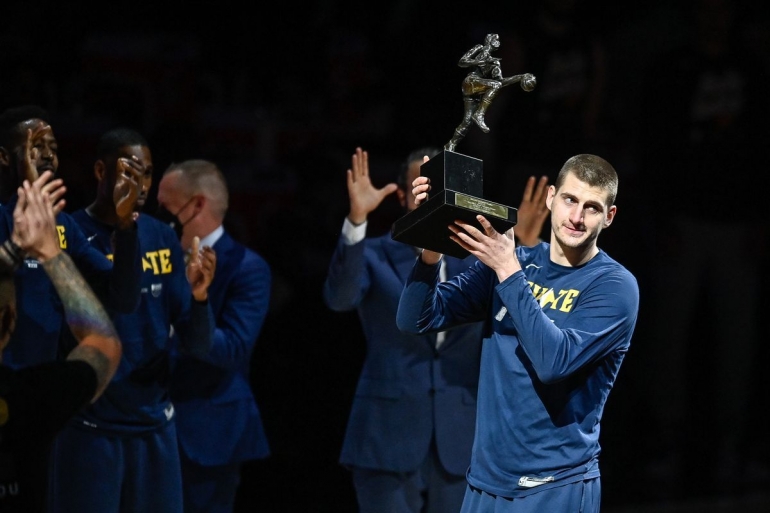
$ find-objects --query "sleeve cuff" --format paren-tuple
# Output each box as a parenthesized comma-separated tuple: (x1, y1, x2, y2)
(342, 217, 367, 245)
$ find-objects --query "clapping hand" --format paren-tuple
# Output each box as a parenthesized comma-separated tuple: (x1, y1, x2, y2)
(512, 175, 549, 246)
(186, 236, 216, 302)
(12, 171, 61, 262)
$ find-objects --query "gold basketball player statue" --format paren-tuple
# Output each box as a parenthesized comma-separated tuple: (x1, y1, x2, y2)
(445, 33, 536, 152)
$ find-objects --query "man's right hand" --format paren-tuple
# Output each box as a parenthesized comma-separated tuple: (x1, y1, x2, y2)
(411, 170, 444, 264)
(186, 236, 217, 302)
(114, 156, 143, 229)
(412, 174, 431, 207)
(346, 147, 398, 225)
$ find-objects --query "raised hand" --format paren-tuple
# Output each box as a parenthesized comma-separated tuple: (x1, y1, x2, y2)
(12, 171, 61, 262)
(512, 175, 550, 246)
(32, 166, 67, 217)
(186, 236, 216, 302)
(20, 121, 53, 183)
(113, 156, 143, 228)
(346, 147, 398, 225)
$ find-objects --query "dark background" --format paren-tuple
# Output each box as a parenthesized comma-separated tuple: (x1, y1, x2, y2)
(3, 0, 770, 511)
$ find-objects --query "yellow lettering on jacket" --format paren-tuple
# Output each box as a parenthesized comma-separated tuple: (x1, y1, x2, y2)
(141, 249, 173, 275)
(559, 289, 579, 312)
(57, 225, 67, 249)
(527, 282, 580, 313)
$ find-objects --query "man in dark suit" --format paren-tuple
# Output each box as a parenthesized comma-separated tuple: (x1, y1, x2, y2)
(323, 146, 548, 513)
(157, 159, 272, 513)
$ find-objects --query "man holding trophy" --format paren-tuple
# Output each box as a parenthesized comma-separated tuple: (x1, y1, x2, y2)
(394, 34, 639, 513)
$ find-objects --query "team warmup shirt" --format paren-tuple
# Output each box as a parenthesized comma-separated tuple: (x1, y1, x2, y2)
(66, 210, 214, 433)
(397, 242, 639, 498)
(0, 198, 140, 368)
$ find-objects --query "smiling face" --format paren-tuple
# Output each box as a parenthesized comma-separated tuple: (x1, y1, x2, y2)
(546, 170, 616, 265)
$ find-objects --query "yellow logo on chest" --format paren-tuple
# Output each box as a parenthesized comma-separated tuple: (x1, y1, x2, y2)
(105, 249, 173, 275)
(528, 282, 580, 313)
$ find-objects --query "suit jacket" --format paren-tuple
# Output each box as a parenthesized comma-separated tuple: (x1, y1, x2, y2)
(170, 231, 272, 466)
(323, 233, 484, 476)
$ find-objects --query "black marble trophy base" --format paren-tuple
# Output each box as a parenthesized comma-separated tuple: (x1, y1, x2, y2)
(391, 150, 517, 259)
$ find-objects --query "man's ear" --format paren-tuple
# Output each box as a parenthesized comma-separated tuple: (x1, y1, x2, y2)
(94, 159, 106, 181)
(604, 205, 617, 228)
(396, 187, 406, 208)
(545, 185, 556, 211)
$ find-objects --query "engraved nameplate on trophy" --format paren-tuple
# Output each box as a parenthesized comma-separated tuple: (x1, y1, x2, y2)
(391, 150, 517, 259)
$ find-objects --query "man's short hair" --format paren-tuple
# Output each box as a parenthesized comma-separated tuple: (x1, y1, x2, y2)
(164, 159, 229, 220)
(0, 105, 51, 148)
(398, 147, 440, 190)
(96, 127, 149, 161)
(555, 154, 619, 206)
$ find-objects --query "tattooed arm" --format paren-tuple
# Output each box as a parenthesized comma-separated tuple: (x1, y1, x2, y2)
(12, 172, 121, 402)
(43, 252, 122, 401)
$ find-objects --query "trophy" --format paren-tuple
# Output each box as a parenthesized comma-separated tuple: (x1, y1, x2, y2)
(391, 33, 536, 259)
